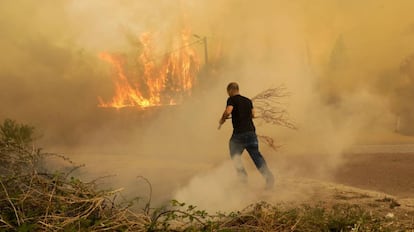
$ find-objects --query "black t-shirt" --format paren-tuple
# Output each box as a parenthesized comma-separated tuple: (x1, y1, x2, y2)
(226, 94, 256, 134)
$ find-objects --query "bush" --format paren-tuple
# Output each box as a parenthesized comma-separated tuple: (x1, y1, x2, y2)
(0, 119, 35, 147)
(0, 119, 148, 231)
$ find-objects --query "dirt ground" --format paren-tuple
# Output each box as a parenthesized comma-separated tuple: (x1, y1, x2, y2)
(301, 143, 414, 229)
(68, 144, 414, 202)
(257, 146, 414, 229)
(65, 133, 414, 228)
(326, 132, 414, 199)
(333, 151, 414, 198)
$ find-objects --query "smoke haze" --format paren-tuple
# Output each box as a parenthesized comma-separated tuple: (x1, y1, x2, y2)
(2, 0, 414, 209)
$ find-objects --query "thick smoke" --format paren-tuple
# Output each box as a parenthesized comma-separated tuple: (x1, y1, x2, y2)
(2, 0, 414, 209)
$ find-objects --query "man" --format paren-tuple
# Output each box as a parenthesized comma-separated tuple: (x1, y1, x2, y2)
(219, 82, 274, 189)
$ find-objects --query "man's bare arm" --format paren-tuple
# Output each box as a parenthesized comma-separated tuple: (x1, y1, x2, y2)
(251, 108, 256, 119)
(219, 105, 233, 125)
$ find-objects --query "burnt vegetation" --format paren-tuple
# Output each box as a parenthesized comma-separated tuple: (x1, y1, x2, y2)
(1, 119, 413, 231)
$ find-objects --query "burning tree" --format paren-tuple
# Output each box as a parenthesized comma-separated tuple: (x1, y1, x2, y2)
(98, 29, 201, 109)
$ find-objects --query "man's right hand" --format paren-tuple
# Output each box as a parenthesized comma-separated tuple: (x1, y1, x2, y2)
(218, 118, 226, 130)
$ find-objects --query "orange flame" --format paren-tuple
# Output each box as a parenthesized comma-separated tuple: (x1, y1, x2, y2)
(98, 29, 200, 109)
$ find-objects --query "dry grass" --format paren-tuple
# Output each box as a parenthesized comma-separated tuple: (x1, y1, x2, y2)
(0, 141, 150, 231)
(0, 119, 150, 231)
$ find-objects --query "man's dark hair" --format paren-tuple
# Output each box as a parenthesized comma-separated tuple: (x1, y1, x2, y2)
(227, 82, 239, 92)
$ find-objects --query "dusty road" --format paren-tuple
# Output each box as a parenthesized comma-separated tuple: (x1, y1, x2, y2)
(334, 145, 414, 198)
(62, 143, 414, 212)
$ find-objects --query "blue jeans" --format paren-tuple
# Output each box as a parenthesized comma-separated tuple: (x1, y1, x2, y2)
(229, 131, 274, 187)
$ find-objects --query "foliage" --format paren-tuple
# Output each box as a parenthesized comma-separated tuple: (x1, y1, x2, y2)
(0, 119, 38, 178)
(146, 200, 412, 231)
(0, 119, 35, 147)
